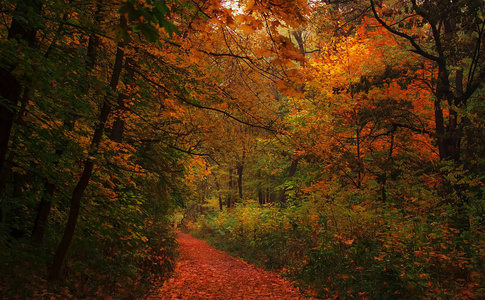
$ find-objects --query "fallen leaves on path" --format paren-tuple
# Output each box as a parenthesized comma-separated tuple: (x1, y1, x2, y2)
(147, 232, 316, 300)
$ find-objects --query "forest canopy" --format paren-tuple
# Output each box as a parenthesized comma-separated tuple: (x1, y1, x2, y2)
(1, 0, 484, 298)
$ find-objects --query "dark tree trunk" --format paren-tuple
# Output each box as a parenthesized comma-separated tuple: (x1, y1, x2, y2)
(258, 189, 264, 205)
(257, 169, 264, 205)
(434, 98, 447, 160)
(0, 73, 21, 173)
(199, 180, 206, 214)
(435, 61, 453, 161)
(215, 180, 223, 211)
(31, 147, 65, 243)
(48, 44, 125, 281)
(369, 0, 465, 163)
(31, 181, 54, 243)
(48, 156, 96, 280)
(276, 158, 299, 203)
(381, 134, 395, 203)
(0, 89, 29, 231)
(266, 186, 270, 203)
(13, 172, 29, 198)
(32, 17, 101, 244)
(7, 0, 42, 47)
(5, 87, 30, 198)
(269, 191, 276, 203)
(236, 162, 243, 200)
(0, 157, 12, 195)
(435, 62, 461, 162)
(110, 93, 127, 143)
(226, 168, 233, 208)
(110, 58, 135, 142)
(0, 0, 42, 172)
(86, 35, 100, 70)
(292, 30, 305, 56)
(288, 160, 298, 178)
(85, 3, 103, 70)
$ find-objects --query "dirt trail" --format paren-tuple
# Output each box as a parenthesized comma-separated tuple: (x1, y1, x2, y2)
(147, 232, 316, 300)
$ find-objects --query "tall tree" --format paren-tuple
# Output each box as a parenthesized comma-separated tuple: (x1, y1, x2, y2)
(0, 0, 42, 173)
(369, 0, 485, 162)
(48, 40, 125, 281)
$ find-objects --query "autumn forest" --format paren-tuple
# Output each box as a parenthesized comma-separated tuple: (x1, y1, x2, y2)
(1, 0, 485, 298)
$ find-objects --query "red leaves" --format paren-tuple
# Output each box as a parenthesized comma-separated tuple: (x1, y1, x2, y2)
(148, 233, 316, 299)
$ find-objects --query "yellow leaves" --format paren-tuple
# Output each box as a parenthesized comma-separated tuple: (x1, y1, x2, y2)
(235, 14, 262, 34)
(245, 0, 256, 11)
(186, 48, 203, 65)
(274, 79, 304, 98)
(253, 47, 273, 57)
(239, 23, 256, 34)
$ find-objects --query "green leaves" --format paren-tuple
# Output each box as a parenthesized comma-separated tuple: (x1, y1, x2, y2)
(118, 0, 179, 42)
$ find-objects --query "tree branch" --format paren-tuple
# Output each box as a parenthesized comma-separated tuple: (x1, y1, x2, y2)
(369, 0, 440, 62)
(132, 68, 281, 133)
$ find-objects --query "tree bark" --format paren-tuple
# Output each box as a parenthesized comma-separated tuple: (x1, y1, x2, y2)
(32, 15, 102, 244)
(356, 129, 362, 189)
(31, 181, 54, 243)
(110, 58, 135, 142)
(257, 169, 264, 205)
(226, 168, 233, 208)
(236, 162, 243, 200)
(0, 0, 42, 172)
(215, 179, 223, 211)
(369, 0, 465, 162)
(48, 44, 125, 281)
(85, 2, 103, 70)
(276, 158, 299, 203)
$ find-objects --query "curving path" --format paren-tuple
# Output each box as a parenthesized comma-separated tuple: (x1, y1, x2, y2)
(147, 232, 316, 300)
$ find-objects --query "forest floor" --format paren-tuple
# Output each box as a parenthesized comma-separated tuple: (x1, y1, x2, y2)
(147, 232, 316, 300)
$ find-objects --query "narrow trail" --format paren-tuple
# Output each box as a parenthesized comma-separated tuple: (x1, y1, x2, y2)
(147, 232, 316, 300)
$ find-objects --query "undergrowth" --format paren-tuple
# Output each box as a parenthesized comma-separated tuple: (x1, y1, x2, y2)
(189, 196, 485, 299)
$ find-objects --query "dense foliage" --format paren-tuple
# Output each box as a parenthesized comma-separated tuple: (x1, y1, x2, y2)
(187, 1, 485, 299)
(0, 0, 309, 297)
(1, 0, 485, 299)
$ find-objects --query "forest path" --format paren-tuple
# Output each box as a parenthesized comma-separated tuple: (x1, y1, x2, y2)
(147, 232, 316, 300)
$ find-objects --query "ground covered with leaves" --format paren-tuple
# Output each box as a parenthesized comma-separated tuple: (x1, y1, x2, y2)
(147, 232, 315, 300)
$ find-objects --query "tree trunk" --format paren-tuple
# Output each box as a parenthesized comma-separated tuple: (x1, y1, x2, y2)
(0, 89, 29, 231)
(0, 72, 21, 173)
(236, 162, 243, 200)
(434, 98, 447, 160)
(292, 30, 305, 56)
(110, 58, 135, 142)
(215, 179, 223, 211)
(226, 168, 233, 208)
(276, 158, 299, 203)
(356, 129, 363, 189)
(0, 0, 42, 172)
(199, 180, 206, 215)
(369, 0, 462, 163)
(31, 181, 54, 243)
(257, 169, 264, 205)
(434, 64, 461, 162)
(85, 2, 103, 70)
(48, 44, 125, 281)
(0, 88, 29, 197)
(32, 18, 101, 244)
(258, 189, 264, 205)
(434, 60, 453, 161)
